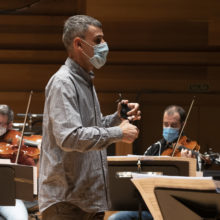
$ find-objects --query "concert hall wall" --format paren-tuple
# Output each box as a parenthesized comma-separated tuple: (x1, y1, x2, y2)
(0, 0, 220, 159)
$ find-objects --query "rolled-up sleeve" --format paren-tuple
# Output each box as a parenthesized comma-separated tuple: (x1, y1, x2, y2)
(47, 77, 123, 152)
(101, 112, 122, 127)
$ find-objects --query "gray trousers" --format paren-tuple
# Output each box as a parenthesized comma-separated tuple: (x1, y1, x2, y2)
(42, 202, 105, 220)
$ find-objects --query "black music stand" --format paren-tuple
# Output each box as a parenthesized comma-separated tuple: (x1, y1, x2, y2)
(155, 187, 220, 220)
(108, 157, 192, 217)
(0, 163, 35, 205)
(0, 166, 15, 205)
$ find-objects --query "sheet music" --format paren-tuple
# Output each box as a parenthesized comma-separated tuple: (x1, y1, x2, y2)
(108, 155, 171, 159)
(132, 173, 213, 180)
(33, 166, 38, 195)
(126, 154, 170, 158)
(0, 159, 13, 164)
(108, 155, 145, 158)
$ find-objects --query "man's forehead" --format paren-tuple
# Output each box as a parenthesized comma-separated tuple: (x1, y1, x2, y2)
(163, 112, 180, 121)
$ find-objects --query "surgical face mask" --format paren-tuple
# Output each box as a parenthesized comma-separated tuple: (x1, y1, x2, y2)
(81, 39, 109, 69)
(163, 127, 179, 143)
(0, 126, 7, 136)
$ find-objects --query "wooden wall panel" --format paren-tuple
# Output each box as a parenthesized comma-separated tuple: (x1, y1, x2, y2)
(98, 92, 220, 156)
(86, 0, 220, 21)
(0, 92, 44, 119)
(0, 64, 59, 91)
(209, 20, 220, 46)
(0, 50, 66, 64)
(103, 21, 208, 50)
(85, 0, 220, 157)
(107, 51, 220, 65)
(0, 15, 66, 49)
(0, 15, 67, 26)
(0, 1, 83, 135)
(0, 0, 85, 15)
(199, 107, 220, 152)
(0, 33, 63, 50)
(1, 18, 204, 50)
(94, 64, 220, 93)
(0, 0, 219, 159)
(2, 50, 220, 65)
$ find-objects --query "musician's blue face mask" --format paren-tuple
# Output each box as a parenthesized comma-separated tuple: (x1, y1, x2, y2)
(81, 39, 109, 69)
(163, 127, 179, 143)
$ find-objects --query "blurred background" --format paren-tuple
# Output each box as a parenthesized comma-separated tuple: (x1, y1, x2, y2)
(0, 0, 220, 168)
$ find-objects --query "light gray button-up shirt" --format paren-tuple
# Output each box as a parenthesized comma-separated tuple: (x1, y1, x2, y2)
(39, 58, 123, 213)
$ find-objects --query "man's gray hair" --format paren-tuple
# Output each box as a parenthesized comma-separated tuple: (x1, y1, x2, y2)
(0, 105, 14, 123)
(62, 15, 102, 51)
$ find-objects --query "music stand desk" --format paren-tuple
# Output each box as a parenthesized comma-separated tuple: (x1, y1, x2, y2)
(0, 162, 36, 205)
(107, 156, 197, 211)
(131, 176, 218, 220)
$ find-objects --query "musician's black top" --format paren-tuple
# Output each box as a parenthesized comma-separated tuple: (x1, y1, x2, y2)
(144, 138, 173, 156)
(144, 137, 201, 170)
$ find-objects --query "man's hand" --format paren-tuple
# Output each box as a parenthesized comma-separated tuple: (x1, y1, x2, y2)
(119, 120, 139, 144)
(117, 100, 141, 121)
(181, 149, 193, 158)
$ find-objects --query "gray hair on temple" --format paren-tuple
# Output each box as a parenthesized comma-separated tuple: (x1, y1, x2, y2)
(62, 15, 102, 51)
(0, 105, 14, 123)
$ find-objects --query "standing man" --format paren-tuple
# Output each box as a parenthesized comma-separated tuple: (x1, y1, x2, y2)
(39, 15, 140, 220)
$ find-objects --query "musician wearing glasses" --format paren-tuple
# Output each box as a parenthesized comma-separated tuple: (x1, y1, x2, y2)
(0, 105, 30, 220)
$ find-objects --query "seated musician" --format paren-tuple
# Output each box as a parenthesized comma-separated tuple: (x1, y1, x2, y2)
(0, 104, 35, 220)
(108, 105, 200, 220)
(144, 105, 200, 161)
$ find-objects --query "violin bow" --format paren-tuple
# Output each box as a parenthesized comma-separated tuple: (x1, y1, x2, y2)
(15, 91, 33, 164)
(171, 97, 195, 157)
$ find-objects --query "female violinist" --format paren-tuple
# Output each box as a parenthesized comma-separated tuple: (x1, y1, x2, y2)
(144, 105, 201, 168)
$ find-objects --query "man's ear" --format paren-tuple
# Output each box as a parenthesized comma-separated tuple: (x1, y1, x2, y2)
(74, 37, 82, 49)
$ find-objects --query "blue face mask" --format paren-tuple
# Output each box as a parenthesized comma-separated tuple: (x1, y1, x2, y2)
(163, 127, 179, 143)
(81, 39, 109, 69)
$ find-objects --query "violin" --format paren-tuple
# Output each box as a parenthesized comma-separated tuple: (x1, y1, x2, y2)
(161, 135, 219, 166)
(2, 129, 41, 148)
(0, 129, 41, 164)
(0, 142, 39, 159)
(0, 91, 41, 165)
(161, 135, 200, 157)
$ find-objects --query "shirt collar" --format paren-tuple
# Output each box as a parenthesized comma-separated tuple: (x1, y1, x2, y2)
(65, 57, 94, 85)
